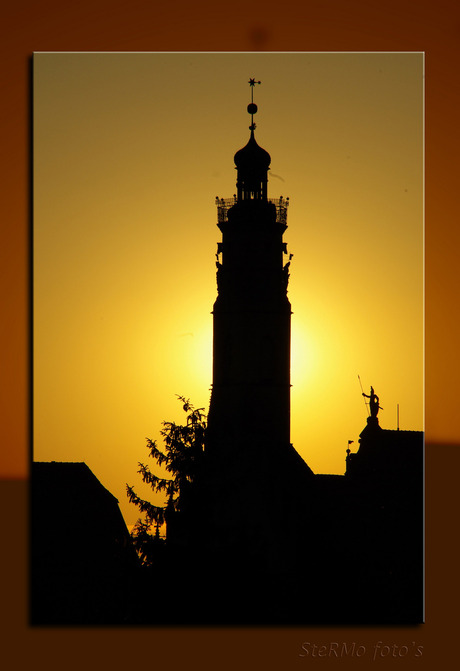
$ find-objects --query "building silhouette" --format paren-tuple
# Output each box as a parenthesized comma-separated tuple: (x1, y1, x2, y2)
(188, 85, 314, 602)
(170, 82, 423, 625)
(32, 82, 423, 626)
(208, 118, 291, 450)
(31, 462, 139, 624)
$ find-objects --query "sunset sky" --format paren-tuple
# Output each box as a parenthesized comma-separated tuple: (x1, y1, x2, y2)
(34, 52, 423, 526)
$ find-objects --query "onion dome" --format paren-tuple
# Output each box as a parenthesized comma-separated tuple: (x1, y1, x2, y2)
(234, 127, 271, 172)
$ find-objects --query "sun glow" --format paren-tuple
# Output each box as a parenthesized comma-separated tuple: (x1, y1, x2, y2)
(291, 319, 320, 394)
(189, 325, 213, 397)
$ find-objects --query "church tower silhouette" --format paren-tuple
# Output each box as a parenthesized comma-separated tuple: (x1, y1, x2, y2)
(193, 82, 313, 592)
(207, 80, 292, 453)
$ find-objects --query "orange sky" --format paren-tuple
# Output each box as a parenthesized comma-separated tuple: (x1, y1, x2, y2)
(32, 52, 424, 526)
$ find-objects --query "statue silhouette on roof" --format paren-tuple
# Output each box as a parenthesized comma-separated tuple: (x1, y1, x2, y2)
(362, 386, 383, 418)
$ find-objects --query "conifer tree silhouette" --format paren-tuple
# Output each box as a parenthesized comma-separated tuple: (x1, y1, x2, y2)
(126, 395, 206, 565)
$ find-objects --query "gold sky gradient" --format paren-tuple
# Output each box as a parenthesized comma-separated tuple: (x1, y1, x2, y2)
(34, 52, 423, 525)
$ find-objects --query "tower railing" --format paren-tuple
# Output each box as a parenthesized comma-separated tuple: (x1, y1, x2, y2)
(215, 197, 237, 223)
(216, 196, 289, 225)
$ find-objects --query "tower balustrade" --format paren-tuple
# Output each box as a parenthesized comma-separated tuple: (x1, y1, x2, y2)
(215, 196, 289, 225)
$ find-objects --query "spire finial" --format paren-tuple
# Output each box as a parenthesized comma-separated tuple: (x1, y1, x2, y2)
(248, 78, 261, 131)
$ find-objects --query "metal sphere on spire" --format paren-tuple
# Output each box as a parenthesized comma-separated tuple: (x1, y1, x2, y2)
(248, 78, 261, 129)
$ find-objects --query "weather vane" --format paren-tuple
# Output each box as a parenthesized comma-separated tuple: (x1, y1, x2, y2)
(248, 78, 261, 130)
